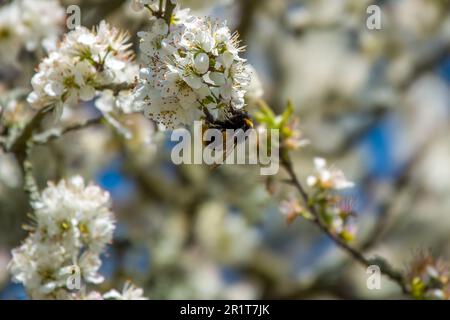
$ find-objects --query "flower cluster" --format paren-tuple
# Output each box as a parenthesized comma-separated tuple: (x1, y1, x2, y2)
(407, 252, 450, 300)
(8, 176, 115, 299)
(307, 158, 356, 242)
(134, 0, 252, 128)
(0, 0, 64, 66)
(27, 21, 136, 114)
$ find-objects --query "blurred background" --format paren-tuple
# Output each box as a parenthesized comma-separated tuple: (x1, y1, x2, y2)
(1, 0, 450, 299)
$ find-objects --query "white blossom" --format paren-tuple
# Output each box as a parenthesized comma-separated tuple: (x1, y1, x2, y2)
(307, 158, 355, 190)
(8, 176, 115, 299)
(27, 21, 136, 114)
(134, 4, 252, 129)
(35, 176, 115, 252)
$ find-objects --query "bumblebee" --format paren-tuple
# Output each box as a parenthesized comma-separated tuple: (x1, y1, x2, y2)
(203, 107, 254, 132)
(201, 108, 254, 168)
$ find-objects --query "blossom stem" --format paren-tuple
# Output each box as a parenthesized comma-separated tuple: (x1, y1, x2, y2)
(164, 0, 176, 26)
(96, 82, 135, 95)
(280, 154, 409, 295)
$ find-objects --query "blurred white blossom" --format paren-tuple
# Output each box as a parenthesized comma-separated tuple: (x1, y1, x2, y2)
(186, 259, 259, 299)
(103, 282, 148, 300)
(0, 152, 21, 190)
(195, 202, 260, 264)
(307, 158, 355, 190)
(0, 0, 64, 66)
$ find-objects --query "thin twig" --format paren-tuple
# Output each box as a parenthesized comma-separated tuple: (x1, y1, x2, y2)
(9, 105, 54, 156)
(96, 82, 135, 95)
(280, 155, 409, 294)
(32, 117, 103, 146)
(21, 140, 41, 204)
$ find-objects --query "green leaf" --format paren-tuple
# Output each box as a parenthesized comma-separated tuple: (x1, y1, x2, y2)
(279, 100, 294, 127)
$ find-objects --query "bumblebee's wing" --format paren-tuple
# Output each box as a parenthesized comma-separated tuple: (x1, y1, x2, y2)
(208, 131, 237, 170)
(209, 147, 236, 170)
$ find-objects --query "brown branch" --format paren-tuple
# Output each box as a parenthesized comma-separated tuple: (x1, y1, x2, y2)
(9, 105, 54, 160)
(96, 82, 135, 95)
(32, 117, 103, 146)
(164, 0, 176, 26)
(280, 155, 409, 295)
(20, 140, 40, 204)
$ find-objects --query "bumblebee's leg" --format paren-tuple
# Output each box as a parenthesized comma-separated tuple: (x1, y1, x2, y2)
(202, 106, 215, 124)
